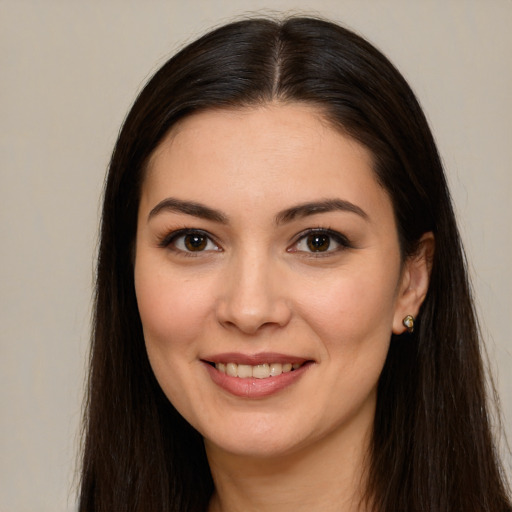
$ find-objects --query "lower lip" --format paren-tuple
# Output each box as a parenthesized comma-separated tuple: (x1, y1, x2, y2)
(203, 361, 313, 398)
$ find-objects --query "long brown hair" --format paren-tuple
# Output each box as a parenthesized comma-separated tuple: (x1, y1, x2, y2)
(79, 16, 511, 511)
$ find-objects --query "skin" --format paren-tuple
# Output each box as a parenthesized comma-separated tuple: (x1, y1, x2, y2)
(134, 104, 433, 512)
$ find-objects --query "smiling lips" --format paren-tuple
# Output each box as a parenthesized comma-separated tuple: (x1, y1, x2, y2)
(203, 355, 313, 398)
(215, 362, 302, 379)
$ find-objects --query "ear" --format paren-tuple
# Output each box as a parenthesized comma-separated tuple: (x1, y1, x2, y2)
(392, 232, 435, 334)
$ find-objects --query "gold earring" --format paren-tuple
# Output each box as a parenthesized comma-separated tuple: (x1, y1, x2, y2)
(402, 315, 415, 333)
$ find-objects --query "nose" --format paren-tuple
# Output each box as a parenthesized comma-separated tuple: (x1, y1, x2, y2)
(215, 250, 292, 335)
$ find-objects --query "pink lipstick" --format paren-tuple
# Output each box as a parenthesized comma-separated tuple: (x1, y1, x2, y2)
(201, 353, 314, 398)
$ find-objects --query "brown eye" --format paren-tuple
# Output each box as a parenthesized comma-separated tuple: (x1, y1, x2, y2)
(290, 229, 350, 255)
(306, 233, 331, 252)
(164, 230, 221, 253)
(184, 233, 208, 251)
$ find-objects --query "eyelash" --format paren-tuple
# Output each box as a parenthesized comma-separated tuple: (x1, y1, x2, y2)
(158, 227, 352, 256)
(289, 228, 352, 256)
(158, 228, 221, 256)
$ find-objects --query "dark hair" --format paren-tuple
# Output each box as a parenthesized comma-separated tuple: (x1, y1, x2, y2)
(79, 16, 511, 511)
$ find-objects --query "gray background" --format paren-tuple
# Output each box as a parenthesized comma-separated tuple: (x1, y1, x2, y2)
(1, 1, 510, 510)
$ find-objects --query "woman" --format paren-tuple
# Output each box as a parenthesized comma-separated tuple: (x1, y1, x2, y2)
(79, 16, 511, 512)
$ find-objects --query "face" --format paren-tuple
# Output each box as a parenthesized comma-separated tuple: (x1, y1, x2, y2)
(134, 104, 419, 460)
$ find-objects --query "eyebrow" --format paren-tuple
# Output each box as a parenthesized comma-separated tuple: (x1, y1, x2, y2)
(148, 197, 228, 223)
(148, 197, 368, 224)
(275, 199, 368, 224)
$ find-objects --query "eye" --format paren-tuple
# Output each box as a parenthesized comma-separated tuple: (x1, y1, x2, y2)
(290, 229, 350, 254)
(160, 229, 221, 254)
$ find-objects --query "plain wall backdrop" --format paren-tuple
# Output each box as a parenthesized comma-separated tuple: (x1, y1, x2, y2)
(1, 1, 510, 510)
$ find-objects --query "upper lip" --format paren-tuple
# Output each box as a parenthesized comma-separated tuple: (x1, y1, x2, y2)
(201, 352, 312, 365)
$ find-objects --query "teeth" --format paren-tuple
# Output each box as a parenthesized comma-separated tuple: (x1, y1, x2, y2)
(237, 364, 252, 378)
(252, 364, 270, 379)
(226, 362, 237, 377)
(215, 361, 303, 378)
(269, 363, 282, 376)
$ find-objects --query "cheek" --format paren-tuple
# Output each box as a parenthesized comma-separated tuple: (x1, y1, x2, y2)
(297, 264, 400, 354)
(134, 262, 215, 353)
(134, 261, 217, 419)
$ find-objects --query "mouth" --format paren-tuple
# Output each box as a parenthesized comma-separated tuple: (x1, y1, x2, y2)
(201, 353, 314, 397)
(210, 361, 304, 379)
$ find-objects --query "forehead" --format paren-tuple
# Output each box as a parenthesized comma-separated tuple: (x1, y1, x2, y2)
(141, 103, 391, 220)
(148, 103, 348, 169)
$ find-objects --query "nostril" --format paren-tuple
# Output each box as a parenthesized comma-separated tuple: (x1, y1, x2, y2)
(216, 297, 292, 334)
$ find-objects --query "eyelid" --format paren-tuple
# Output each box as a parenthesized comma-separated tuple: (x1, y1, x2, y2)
(158, 228, 221, 253)
(288, 228, 352, 254)
(157, 227, 351, 255)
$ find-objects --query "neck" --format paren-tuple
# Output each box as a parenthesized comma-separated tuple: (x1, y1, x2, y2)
(206, 420, 372, 512)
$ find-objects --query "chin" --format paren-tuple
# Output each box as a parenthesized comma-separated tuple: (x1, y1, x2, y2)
(200, 418, 310, 459)
(205, 435, 305, 460)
